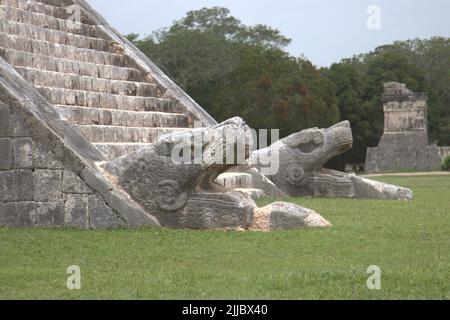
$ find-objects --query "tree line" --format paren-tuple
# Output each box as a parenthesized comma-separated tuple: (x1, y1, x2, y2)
(127, 7, 450, 168)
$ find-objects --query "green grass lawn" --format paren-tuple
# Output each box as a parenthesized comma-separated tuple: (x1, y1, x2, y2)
(0, 176, 449, 300)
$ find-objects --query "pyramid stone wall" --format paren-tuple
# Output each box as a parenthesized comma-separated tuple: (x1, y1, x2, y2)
(0, 100, 124, 228)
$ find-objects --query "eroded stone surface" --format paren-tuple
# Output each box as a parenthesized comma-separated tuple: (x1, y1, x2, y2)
(0, 138, 13, 170)
(62, 170, 93, 194)
(34, 202, 65, 227)
(13, 137, 33, 169)
(64, 194, 89, 228)
(89, 194, 124, 229)
(0, 170, 34, 202)
(252, 202, 331, 231)
(0, 202, 36, 227)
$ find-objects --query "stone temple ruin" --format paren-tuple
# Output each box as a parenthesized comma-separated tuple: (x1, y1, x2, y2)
(365, 82, 450, 172)
(0, 1, 412, 230)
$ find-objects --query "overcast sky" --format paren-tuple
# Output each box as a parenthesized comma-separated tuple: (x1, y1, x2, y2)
(87, 0, 450, 67)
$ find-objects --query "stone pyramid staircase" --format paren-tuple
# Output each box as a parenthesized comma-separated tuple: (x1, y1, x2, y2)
(0, 0, 214, 160)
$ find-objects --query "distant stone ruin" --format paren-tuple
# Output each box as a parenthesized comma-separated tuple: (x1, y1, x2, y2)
(365, 82, 450, 172)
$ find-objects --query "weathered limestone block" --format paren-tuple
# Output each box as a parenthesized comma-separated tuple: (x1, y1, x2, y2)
(248, 121, 412, 200)
(65, 194, 89, 229)
(0, 170, 34, 201)
(62, 170, 93, 194)
(103, 117, 331, 230)
(34, 169, 63, 202)
(0, 104, 11, 137)
(13, 137, 33, 168)
(34, 202, 65, 228)
(216, 172, 253, 189)
(0, 202, 36, 227)
(33, 141, 64, 169)
(252, 202, 331, 231)
(10, 113, 30, 137)
(88, 194, 124, 229)
(0, 138, 13, 169)
(17, 67, 159, 96)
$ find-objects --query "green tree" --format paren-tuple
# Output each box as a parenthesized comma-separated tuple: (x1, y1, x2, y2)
(128, 7, 339, 139)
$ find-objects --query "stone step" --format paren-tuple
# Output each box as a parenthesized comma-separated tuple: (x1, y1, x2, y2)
(76, 125, 189, 143)
(33, 0, 74, 7)
(0, 0, 87, 23)
(216, 172, 254, 189)
(234, 188, 265, 200)
(93, 143, 152, 160)
(55, 105, 190, 128)
(0, 33, 127, 66)
(0, 5, 107, 39)
(35, 86, 179, 112)
(16, 67, 161, 97)
(0, 48, 142, 81)
(0, 20, 118, 53)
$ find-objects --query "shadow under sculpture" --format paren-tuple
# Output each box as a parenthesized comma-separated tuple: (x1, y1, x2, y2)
(102, 117, 331, 230)
(249, 121, 413, 200)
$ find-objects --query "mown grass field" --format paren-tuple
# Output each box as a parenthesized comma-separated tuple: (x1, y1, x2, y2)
(0, 176, 449, 300)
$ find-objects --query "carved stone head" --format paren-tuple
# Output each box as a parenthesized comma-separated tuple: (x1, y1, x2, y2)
(250, 121, 353, 196)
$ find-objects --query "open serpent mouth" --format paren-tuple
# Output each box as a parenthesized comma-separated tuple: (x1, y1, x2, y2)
(333, 141, 353, 154)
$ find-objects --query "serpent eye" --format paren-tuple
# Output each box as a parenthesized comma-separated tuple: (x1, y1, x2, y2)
(297, 141, 319, 153)
(297, 132, 324, 153)
(285, 130, 324, 153)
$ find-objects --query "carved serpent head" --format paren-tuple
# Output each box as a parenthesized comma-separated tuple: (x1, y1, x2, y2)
(249, 121, 353, 196)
